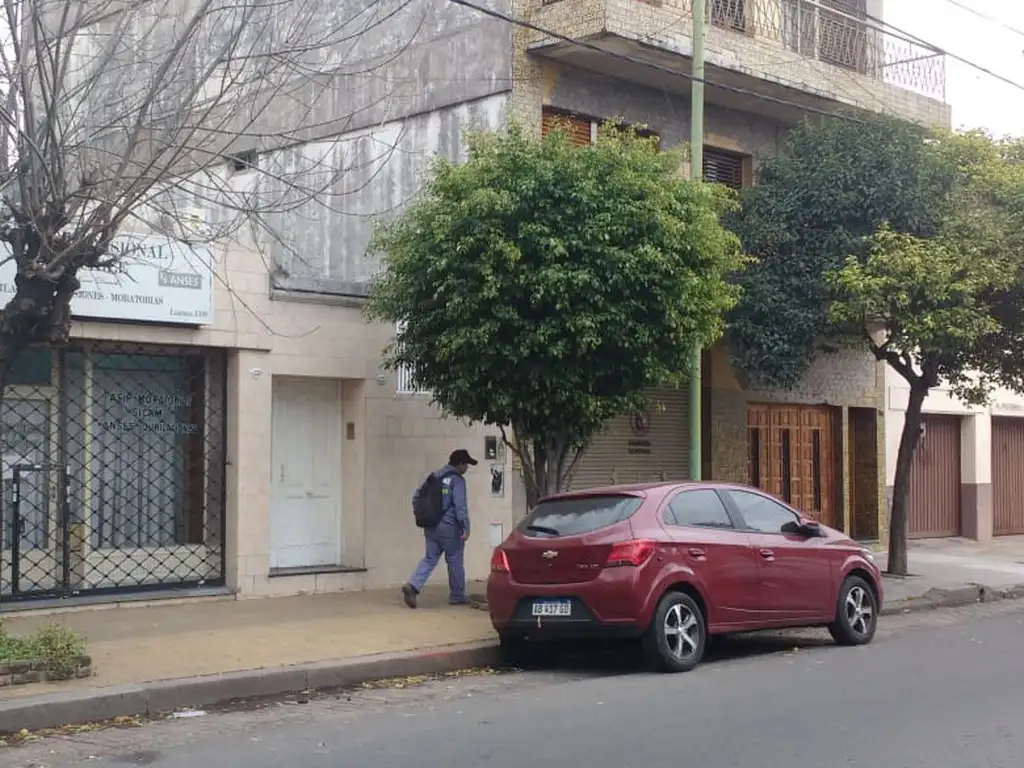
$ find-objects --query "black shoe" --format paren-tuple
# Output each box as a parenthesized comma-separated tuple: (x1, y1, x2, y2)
(401, 583, 418, 609)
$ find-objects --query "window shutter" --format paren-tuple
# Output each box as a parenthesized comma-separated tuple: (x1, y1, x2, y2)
(703, 147, 746, 190)
(541, 107, 593, 146)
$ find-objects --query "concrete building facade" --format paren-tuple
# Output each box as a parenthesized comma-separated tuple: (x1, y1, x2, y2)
(1, 0, 951, 604)
(506, 0, 949, 547)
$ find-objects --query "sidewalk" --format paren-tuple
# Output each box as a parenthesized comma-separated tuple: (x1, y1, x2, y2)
(880, 536, 1024, 603)
(1, 537, 1024, 734)
(0, 581, 493, 703)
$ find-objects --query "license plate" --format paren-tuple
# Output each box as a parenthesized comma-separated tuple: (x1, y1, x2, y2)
(531, 599, 571, 617)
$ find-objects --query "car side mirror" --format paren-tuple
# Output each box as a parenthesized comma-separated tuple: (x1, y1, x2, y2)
(797, 519, 822, 537)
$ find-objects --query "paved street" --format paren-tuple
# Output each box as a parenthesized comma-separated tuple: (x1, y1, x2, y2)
(7, 599, 1024, 767)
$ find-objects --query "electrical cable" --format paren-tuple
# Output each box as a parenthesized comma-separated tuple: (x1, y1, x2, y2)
(942, 0, 1024, 39)
(448, 0, 868, 122)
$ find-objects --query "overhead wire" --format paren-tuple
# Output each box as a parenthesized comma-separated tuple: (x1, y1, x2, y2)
(448, 0, 868, 122)
(452, 0, 1024, 117)
(942, 0, 1024, 39)
(859, 4, 1024, 94)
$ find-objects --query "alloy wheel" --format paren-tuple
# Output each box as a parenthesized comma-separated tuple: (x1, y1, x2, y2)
(844, 584, 874, 637)
(663, 603, 701, 660)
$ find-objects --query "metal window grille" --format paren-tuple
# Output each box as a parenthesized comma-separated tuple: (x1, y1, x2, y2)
(0, 343, 227, 601)
(711, 0, 746, 32)
(781, 0, 870, 75)
(394, 322, 430, 396)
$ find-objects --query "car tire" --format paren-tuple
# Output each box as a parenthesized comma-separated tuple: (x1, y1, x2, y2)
(828, 575, 878, 646)
(643, 590, 707, 673)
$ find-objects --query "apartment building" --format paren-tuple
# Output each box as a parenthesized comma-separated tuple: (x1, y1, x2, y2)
(506, 0, 950, 542)
(0, 0, 949, 605)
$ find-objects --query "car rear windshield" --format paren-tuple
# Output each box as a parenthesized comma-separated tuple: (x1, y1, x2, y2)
(518, 495, 644, 537)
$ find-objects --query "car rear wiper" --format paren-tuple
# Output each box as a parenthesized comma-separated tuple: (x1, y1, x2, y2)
(525, 524, 560, 536)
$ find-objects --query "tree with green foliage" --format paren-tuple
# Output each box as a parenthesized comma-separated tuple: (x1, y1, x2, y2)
(731, 116, 1024, 576)
(726, 115, 955, 389)
(365, 122, 745, 509)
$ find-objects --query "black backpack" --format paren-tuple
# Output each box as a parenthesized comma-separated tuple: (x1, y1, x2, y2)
(412, 470, 452, 528)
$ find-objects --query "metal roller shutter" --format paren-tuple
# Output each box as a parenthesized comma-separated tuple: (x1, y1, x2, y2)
(992, 417, 1024, 535)
(907, 414, 962, 538)
(569, 387, 690, 490)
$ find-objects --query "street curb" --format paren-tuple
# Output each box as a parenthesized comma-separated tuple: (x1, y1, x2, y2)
(4, 584, 1023, 735)
(0, 640, 502, 736)
(879, 582, 1024, 616)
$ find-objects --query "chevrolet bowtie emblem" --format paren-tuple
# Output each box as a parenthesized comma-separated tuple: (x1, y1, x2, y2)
(541, 550, 559, 559)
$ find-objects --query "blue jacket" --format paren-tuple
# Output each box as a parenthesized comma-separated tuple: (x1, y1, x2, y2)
(412, 464, 470, 535)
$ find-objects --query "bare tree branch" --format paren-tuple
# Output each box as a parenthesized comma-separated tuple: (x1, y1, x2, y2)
(0, 0, 429, 359)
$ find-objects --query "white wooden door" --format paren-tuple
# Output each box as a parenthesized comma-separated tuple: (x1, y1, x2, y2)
(270, 378, 342, 569)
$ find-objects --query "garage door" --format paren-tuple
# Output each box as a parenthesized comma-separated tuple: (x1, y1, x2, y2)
(907, 415, 961, 539)
(992, 418, 1024, 535)
(569, 388, 689, 490)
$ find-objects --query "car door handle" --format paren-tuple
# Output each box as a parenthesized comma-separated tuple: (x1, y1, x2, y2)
(688, 548, 706, 560)
(759, 548, 775, 560)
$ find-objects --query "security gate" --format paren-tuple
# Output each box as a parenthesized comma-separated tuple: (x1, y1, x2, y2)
(0, 343, 227, 602)
(2, 465, 70, 598)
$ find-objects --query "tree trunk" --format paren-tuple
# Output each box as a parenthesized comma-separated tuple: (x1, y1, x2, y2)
(887, 384, 927, 576)
(502, 427, 581, 514)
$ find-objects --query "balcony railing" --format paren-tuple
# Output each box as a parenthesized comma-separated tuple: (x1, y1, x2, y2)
(704, 0, 944, 100)
(539, 0, 946, 102)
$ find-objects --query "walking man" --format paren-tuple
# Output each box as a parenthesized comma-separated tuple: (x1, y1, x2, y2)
(402, 449, 477, 608)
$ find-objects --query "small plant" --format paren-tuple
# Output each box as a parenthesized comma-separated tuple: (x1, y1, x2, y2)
(0, 621, 87, 680)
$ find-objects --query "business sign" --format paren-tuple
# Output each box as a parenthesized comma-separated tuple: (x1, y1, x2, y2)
(0, 233, 214, 326)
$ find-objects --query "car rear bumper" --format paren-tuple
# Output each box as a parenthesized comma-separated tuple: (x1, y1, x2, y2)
(487, 570, 650, 640)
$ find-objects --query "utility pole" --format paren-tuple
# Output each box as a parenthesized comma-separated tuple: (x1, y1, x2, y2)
(688, 0, 706, 481)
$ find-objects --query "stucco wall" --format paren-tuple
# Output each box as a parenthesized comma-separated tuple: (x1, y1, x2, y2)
(61, 95, 516, 598)
(544, 63, 786, 157)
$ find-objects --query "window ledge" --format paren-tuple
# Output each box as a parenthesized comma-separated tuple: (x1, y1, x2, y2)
(268, 565, 367, 579)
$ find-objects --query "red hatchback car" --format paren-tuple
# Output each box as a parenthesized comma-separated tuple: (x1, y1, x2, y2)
(487, 481, 882, 672)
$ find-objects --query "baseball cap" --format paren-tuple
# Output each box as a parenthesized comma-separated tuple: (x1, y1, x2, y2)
(448, 449, 478, 466)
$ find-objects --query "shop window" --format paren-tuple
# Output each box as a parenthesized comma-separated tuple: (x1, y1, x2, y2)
(83, 352, 205, 548)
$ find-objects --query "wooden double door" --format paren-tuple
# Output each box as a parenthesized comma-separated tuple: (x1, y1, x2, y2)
(747, 404, 836, 527)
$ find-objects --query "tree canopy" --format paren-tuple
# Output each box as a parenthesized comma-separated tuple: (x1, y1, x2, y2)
(725, 115, 956, 389)
(365, 122, 745, 506)
(733, 116, 1024, 575)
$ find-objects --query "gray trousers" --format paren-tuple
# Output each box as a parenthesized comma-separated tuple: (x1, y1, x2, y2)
(408, 524, 467, 602)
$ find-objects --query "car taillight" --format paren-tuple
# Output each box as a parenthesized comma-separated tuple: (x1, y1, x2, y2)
(605, 539, 657, 568)
(490, 547, 510, 573)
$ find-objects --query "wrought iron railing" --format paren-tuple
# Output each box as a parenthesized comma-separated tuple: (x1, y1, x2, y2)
(0, 343, 226, 600)
(705, 0, 944, 101)
(538, 0, 946, 102)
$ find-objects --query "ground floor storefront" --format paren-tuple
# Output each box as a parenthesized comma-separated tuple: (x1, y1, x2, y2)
(0, 337, 888, 605)
(1, 346, 515, 605)
(1, 342, 226, 601)
(568, 343, 887, 543)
